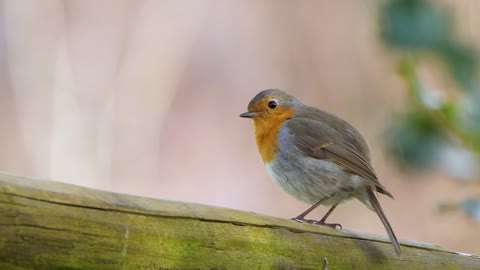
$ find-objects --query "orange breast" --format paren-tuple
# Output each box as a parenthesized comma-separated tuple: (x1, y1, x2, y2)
(253, 108, 294, 163)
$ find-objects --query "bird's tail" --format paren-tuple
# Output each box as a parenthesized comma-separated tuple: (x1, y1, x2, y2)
(367, 188, 401, 256)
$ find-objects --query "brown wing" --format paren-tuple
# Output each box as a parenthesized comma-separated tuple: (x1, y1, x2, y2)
(286, 118, 393, 198)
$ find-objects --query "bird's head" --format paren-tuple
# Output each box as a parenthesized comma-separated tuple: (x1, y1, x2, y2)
(240, 89, 299, 122)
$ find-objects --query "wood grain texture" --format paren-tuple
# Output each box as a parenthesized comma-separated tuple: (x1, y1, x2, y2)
(0, 173, 478, 269)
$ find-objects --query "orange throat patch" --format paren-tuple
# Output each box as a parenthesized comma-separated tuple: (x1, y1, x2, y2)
(253, 108, 294, 164)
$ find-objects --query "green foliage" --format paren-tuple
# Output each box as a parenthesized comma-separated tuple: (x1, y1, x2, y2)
(379, 0, 480, 174)
(380, 0, 477, 90)
(380, 0, 450, 50)
(379, 0, 480, 219)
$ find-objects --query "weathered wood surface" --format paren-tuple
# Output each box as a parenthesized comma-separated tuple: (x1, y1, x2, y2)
(0, 173, 479, 269)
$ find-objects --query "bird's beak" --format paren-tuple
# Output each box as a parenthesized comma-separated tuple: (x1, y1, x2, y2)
(239, 111, 259, 118)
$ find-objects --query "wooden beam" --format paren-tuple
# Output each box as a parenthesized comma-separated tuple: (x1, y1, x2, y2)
(0, 174, 478, 269)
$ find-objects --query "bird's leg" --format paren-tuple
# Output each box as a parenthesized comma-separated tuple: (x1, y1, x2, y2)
(315, 203, 342, 229)
(291, 194, 334, 224)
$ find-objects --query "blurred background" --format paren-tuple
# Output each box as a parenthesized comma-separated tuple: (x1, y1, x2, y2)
(0, 0, 479, 254)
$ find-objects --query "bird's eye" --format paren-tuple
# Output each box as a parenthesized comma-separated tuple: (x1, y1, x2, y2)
(268, 100, 277, 109)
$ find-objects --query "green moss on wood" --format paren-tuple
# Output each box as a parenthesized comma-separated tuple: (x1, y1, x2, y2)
(0, 174, 478, 269)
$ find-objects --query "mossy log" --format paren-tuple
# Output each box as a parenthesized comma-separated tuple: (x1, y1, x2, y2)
(0, 173, 479, 269)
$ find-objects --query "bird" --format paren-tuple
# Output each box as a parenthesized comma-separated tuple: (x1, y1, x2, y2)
(240, 89, 401, 255)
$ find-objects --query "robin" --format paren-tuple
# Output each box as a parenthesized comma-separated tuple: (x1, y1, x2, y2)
(240, 89, 401, 255)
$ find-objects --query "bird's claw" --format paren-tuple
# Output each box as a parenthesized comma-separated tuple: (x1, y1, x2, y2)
(291, 217, 317, 224)
(291, 217, 342, 229)
(315, 221, 342, 230)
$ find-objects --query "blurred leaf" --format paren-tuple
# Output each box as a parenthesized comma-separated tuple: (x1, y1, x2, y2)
(386, 111, 446, 168)
(438, 99, 457, 123)
(437, 145, 478, 180)
(463, 91, 480, 133)
(396, 56, 422, 105)
(437, 197, 480, 221)
(381, 0, 477, 91)
(461, 198, 480, 222)
(438, 43, 477, 91)
(380, 0, 450, 50)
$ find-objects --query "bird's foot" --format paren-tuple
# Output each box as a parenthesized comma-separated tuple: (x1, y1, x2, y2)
(291, 216, 342, 229)
(291, 217, 317, 224)
(314, 221, 342, 230)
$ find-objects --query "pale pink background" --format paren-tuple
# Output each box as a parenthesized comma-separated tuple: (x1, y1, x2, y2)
(0, 0, 478, 254)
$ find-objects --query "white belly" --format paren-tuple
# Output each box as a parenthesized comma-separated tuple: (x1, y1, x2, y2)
(265, 158, 368, 206)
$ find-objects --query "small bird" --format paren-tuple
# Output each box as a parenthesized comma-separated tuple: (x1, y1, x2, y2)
(240, 89, 401, 255)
